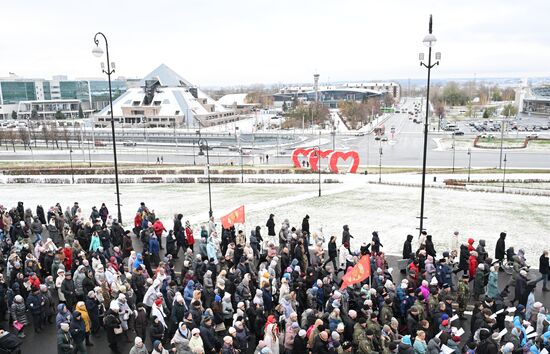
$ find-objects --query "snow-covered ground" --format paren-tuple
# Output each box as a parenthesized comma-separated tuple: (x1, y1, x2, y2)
(1, 173, 548, 264)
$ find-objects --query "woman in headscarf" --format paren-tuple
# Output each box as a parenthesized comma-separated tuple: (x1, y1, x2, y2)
(152, 298, 167, 329)
(263, 321, 280, 354)
(189, 327, 205, 353)
(75, 301, 93, 346)
(171, 322, 192, 353)
(185, 221, 195, 249)
(183, 280, 195, 308)
(10, 295, 28, 338)
(133, 252, 144, 271)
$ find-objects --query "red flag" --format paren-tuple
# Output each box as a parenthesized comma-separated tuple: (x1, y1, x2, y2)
(340, 255, 371, 290)
(221, 205, 245, 229)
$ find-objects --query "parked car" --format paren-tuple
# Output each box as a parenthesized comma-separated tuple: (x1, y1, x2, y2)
(453, 131, 465, 136)
(123, 140, 136, 147)
(381, 136, 388, 142)
(94, 141, 106, 147)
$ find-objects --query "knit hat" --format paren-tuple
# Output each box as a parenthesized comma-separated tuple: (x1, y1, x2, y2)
(134, 337, 143, 345)
(298, 329, 306, 337)
(228, 327, 236, 334)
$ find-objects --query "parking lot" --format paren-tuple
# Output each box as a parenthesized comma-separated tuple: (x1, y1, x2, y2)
(444, 113, 550, 137)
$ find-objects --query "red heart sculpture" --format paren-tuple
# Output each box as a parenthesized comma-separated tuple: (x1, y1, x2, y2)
(307, 149, 333, 171)
(291, 148, 314, 168)
(329, 151, 360, 173)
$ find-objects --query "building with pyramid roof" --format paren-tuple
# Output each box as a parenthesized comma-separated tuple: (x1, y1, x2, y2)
(94, 64, 239, 128)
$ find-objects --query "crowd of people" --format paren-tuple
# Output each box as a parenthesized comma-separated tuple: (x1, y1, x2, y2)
(0, 201, 549, 354)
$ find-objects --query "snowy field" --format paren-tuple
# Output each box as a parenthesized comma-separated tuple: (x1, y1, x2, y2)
(1, 176, 549, 264)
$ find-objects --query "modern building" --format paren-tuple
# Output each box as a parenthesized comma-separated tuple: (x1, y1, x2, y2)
(273, 81, 400, 109)
(218, 93, 258, 113)
(0, 74, 127, 119)
(518, 85, 550, 116)
(94, 64, 240, 128)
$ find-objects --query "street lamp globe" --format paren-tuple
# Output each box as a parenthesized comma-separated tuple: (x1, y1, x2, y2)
(422, 33, 437, 47)
(92, 45, 104, 57)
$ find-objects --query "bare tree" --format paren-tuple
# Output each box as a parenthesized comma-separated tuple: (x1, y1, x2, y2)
(62, 126, 71, 149)
(29, 125, 38, 147)
(0, 130, 5, 150)
(6, 129, 16, 152)
(18, 127, 31, 150)
(49, 123, 60, 149)
(42, 124, 50, 148)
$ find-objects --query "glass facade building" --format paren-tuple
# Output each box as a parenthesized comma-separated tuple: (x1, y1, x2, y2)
(0, 78, 127, 109)
(0, 81, 37, 104)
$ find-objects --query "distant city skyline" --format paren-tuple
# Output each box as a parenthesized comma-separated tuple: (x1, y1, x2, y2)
(2, 0, 550, 86)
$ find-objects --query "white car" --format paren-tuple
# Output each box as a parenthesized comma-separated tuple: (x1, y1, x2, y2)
(123, 140, 137, 147)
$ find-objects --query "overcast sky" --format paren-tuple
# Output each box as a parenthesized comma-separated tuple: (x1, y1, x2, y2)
(1, 0, 549, 86)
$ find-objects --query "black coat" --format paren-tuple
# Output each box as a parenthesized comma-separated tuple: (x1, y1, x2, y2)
(425, 236, 436, 258)
(36, 205, 47, 224)
(403, 235, 413, 259)
(342, 226, 353, 245)
(85, 298, 100, 330)
(292, 335, 308, 354)
(459, 244, 469, 271)
(539, 254, 549, 275)
(495, 235, 506, 260)
(103, 310, 121, 344)
(301, 217, 310, 235)
(328, 241, 337, 259)
(266, 217, 275, 236)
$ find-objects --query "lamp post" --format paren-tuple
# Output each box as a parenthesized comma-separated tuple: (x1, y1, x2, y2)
(239, 147, 244, 183)
(418, 15, 441, 235)
(198, 138, 213, 217)
(467, 148, 472, 182)
(502, 154, 507, 193)
(378, 140, 383, 183)
(499, 118, 506, 169)
(318, 130, 321, 197)
(93, 32, 122, 223)
(69, 148, 74, 184)
(451, 132, 456, 173)
(192, 139, 196, 165)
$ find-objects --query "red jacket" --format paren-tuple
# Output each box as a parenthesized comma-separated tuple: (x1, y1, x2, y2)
(468, 255, 478, 278)
(467, 238, 475, 252)
(63, 247, 72, 271)
(134, 213, 142, 229)
(153, 220, 166, 237)
(185, 227, 195, 246)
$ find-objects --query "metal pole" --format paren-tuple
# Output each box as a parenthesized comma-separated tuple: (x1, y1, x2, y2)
(318, 131, 321, 197)
(199, 138, 213, 217)
(379, 140, 383, 183)
(502, 154, 507, 193)
(499, 118, 505, 169)
(94, 32, 122, 223)
(452, 133, 456, 173)
(69, 148, 74, 184)
(240, 148, 244, 183)
(419, 16, 437, 236)
(192, 139, 196, 165)
(207, 146, 212, 217)
(467, 149, 472, 182)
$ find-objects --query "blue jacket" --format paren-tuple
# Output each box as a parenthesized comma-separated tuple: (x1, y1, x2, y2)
(149, 237, 160, 254)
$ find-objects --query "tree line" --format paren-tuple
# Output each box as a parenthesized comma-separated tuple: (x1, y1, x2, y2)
(0, 123, 85, 152)
(430, 81, 516, 118)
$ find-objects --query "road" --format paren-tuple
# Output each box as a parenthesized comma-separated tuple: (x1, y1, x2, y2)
(1, 99, 550, 169)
